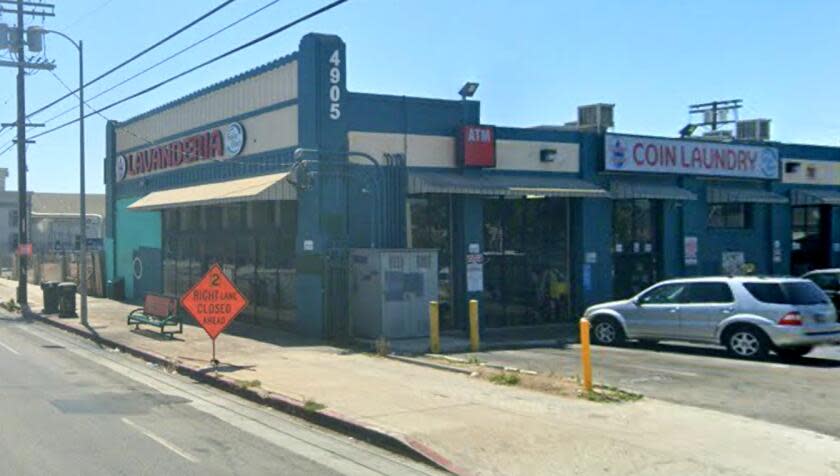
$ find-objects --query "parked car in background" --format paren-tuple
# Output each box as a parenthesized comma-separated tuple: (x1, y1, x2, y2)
(583, 276, 840, 360)
(802, 269, 840, 309)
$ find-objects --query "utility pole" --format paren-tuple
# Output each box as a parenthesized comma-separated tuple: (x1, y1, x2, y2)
(15, 0, 27, 306)
(680, 99, 742, 138)
(0, 0, 55, 307)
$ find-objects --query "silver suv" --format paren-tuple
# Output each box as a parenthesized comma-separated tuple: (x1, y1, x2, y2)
(583, 277, 840, 360)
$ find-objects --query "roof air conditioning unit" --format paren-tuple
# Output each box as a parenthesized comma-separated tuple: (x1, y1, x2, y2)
(736, 119, 771, 141)
(577, 103, 614, 132)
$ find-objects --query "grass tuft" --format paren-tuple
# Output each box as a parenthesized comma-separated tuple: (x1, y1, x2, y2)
(489, 372, 520, 386)
(303, 398, 326, 413)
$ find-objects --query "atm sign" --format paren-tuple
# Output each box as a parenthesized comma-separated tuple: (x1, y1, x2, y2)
(460, 125, 495, 168)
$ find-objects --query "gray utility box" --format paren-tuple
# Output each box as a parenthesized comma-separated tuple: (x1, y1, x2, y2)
(349, 249, 438, 339)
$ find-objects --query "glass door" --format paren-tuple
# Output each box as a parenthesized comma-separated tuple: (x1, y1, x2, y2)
(483, 197, 570, 327)
(792, 205, 829, 275)
(613, 199, 660, 299)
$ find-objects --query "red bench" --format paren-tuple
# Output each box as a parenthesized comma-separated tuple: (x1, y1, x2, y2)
(127, 293, 183, 338)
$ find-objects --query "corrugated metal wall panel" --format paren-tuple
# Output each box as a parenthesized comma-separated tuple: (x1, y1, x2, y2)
(116, 61, 298, 152)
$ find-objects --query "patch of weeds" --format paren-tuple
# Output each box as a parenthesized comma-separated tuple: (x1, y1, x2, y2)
(489, 372, 520, 386)
(234, 379, 262, 389)
(374, 336, 391, 356)
(0, 298, 20, 312)
(163, 359, 178, 374)
(466, 355, 482, 365)
(303, 398, 326, 413)
(580, 385, 643, 403)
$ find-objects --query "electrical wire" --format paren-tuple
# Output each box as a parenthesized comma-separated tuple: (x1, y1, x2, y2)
(39, 0, 283, 127)
(23, 0, 238, 121)
(23, 0, 347, 144)
(56, 0, 117, 32)
(0, 0, 348, 158)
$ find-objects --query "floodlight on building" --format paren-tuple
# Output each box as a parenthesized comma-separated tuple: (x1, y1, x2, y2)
(459, 82, 479, 99)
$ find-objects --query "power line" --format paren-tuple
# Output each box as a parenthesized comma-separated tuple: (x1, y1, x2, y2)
(23, 0, 238, 121)
(27, 0, 348, 142)
(55, 0, 117, 32)
(39, 0, 283, 127)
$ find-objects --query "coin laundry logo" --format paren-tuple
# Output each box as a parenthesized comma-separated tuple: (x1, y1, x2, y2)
(225, 122, 245, 156)
(608, 138, 627, 169)
(115, 155, 127, 181)
(759, 148, 779, 178)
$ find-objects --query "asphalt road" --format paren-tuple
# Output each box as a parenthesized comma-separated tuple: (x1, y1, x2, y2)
(0, 314, 442, 476)
(458, 340, 840, 438)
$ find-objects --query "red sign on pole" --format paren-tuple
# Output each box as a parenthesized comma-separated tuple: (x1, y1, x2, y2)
(180, 264, 248, 340)
(16, 243, 32, 256)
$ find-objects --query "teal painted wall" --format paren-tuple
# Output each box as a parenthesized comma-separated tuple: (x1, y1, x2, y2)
(114, 197, 161, 300)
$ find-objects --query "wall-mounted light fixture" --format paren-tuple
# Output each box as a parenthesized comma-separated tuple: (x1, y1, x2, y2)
(540, 148, 557, 163)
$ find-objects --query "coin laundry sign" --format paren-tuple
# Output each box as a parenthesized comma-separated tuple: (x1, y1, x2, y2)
(605, 133, 779, 179)
(115, 122, 245, 182)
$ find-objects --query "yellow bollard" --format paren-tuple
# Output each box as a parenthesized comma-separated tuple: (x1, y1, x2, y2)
(429, 301, 440, 354)
(469, 299, 480, 352)
(579, 318, 593, 392)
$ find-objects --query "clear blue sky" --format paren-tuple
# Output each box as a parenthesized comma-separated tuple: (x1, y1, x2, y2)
(0, 0, 838, 193)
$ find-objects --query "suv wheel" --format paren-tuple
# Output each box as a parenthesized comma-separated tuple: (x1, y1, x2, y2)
(725, 327, 768, 359)
(775, 345, 812, 361)
(591, 318, 625, 346)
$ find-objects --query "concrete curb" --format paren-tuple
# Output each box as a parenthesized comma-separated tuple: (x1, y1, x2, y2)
(386, 354, 473, 375)
(25, 311, 464, 475)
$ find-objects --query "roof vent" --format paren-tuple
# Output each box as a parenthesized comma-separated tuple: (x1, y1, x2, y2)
(736, 119, 771, 141)
(577, 104, 614, 132)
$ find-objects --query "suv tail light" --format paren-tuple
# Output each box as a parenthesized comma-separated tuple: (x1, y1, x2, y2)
(779, 312, 803, 326)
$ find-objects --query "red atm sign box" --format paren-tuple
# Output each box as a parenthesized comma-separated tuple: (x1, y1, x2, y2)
(459, 125, 496, 168)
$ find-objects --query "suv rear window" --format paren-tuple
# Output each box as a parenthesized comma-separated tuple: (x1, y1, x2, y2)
(743, 282, 829, 305)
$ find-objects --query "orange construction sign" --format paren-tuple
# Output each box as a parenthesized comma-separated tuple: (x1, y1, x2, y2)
(180, 264, 248, 340)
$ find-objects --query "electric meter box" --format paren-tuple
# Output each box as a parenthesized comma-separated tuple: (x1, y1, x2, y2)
(349, 248, 438, 339)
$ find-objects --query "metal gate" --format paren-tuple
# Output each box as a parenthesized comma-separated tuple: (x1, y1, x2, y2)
(323, 249, 350, 341)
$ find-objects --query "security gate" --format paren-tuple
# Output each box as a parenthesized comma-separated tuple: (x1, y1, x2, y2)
(323, 250, 350, 341)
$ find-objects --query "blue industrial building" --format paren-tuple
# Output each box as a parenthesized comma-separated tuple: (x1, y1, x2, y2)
(104, 33, 840, 338)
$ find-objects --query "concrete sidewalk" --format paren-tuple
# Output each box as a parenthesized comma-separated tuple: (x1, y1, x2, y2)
(5, 279, 840, 476)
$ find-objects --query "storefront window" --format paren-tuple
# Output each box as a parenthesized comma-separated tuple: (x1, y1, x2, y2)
(708, 203, 750, 229)
(792, 205, 826, 274)
(162, 201, 298, 327)
(407, 196, 453, 328)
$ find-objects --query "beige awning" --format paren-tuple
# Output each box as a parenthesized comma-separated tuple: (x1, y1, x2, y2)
(128, 172, 296, 210)
(790, 188, 840, 206)
(610, 179, 697, 201)
(408, 169, 608, 198)
(706, 186, 788, 204)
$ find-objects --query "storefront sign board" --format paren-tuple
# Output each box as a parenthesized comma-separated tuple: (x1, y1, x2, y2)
(467, 261, 484, 292)
(773, 240, 782, 263)
(116, 122, 246, 182)
(782, 158, 840, 185)
(684, 236, 698, 266)
(459, 125, 496, 168)
(605, 134, 779, 179)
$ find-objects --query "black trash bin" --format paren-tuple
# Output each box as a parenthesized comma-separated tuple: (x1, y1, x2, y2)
(107, 277, 125, 301)
(40, 281, 59, 314)
(57, 282, 77, 318)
